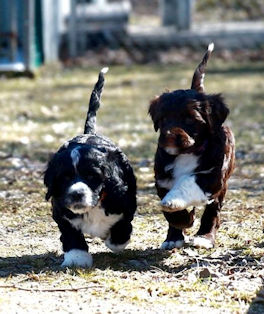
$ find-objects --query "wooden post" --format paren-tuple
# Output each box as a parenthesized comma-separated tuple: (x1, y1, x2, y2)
(23, 0, 35, 72)
(161, 0, 193, 30)
(9, 0, 17, 62)
(79, 0, 87, 55)
(42, 0, 59, 62)
(69, 0, 77, 57)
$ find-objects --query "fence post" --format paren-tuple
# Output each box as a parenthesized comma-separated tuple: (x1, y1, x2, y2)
(69, 0, 77, 57)
(42, 0, 59, 62)
(161, 0, 193, 30)
(23, 0, 35, 72)
(9, 0, 17, 62)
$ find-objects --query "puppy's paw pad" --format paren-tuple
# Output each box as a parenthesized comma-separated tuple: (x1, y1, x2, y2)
(61, 249, 93, 268)
(161, 240, 184, 250)
(105, 238, 129, 252)
(193, 237, 214, 249)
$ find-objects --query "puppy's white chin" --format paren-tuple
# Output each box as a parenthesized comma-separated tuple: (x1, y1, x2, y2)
(67, 204, 93, 214)
(164, 147, 179, 155)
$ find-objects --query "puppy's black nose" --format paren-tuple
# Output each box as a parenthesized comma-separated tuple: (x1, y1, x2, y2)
(70, 191, 84, 202)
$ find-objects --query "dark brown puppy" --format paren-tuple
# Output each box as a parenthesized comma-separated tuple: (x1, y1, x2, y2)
(149, 44, 235, 249)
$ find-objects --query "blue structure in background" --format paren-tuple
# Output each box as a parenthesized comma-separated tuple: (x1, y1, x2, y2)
(0, 0, 57, 73)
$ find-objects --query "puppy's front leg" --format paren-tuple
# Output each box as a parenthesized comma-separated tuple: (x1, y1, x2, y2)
(53, 213, 92, 268)
(105, 219, 132, 252)
(161, 175, 208, 211)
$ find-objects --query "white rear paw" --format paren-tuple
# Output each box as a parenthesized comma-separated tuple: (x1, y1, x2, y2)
(61, 249, 93, 268)
(161, 240, 184, 250)
(193, 237, 214, 249)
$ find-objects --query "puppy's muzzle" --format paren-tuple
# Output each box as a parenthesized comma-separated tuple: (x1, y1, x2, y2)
(65, 181, 98, 213)
(69, 190, 85, 202)
(162, 128, 195, 154)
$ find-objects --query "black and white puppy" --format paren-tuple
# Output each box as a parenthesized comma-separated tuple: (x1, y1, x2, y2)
(149, 44, 235, 250)
(44, 68, 137, 267)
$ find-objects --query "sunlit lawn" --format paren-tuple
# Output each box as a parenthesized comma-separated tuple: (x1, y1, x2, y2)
(0, 60, 264, 313)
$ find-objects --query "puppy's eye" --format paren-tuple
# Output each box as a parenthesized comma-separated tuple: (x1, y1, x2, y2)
(166, 130, 172, 135)
(165, 130, 175, 137)
(185, 118, 193, 125)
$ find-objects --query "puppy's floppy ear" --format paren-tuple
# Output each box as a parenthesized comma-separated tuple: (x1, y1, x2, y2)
(201, 94, 229, 129)
(149, 96, 161, 131)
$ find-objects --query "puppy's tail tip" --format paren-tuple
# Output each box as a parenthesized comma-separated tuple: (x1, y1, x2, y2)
(190, 43, 214, 93)
(101, 67, 109, 74)
(84, 68, 108, 134)
(208, 42, 214, 53)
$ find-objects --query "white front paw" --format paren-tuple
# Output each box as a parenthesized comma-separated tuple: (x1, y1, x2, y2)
(161, 192, 187, 210)
(61, 249, 93, 268)
(161, 175, 208, 211)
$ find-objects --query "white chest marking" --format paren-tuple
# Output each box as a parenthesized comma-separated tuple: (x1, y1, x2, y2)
(159, 153, 209, 210)
(158, 153, 199, 189)
(66, 207, 123, 239)
(168, 153, 199, 179)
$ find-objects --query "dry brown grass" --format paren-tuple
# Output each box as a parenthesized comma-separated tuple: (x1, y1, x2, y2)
(0, 61, 264, 313)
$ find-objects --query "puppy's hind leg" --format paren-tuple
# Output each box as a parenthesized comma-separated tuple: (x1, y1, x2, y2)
(193, 201, 220, 249)
(105, 219, 132, 252)
(53, 212, 92, 268)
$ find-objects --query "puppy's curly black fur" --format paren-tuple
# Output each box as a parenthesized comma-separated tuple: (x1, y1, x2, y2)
(44, 68, 137, 268)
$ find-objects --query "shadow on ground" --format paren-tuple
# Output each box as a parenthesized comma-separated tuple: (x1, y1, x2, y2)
(0, 248, 200, 278)
(248, 283, 264, 314)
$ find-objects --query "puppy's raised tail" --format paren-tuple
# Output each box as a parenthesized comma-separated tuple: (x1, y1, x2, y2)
(84, 67, 109, 134)
(191, 43, 214, 93)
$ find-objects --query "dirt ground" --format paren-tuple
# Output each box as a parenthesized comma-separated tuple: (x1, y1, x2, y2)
(0, 60, 264, 313)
